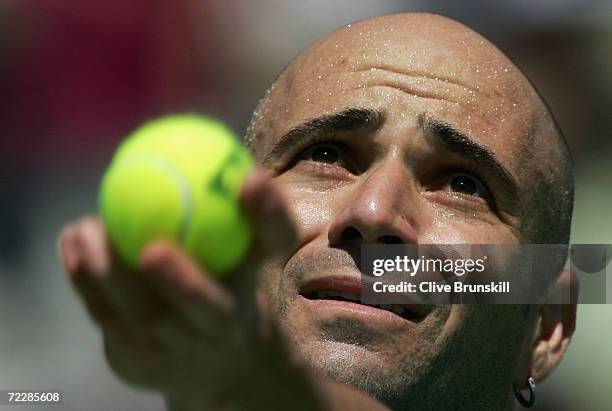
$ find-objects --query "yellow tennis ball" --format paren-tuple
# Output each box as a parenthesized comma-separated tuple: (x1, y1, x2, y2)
(99, 114, 254, 276)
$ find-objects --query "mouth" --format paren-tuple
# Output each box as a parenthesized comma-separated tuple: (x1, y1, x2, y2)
(299, 276, 431, 323)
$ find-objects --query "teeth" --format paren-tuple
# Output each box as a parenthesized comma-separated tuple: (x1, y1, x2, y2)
(339, 293, 359, 301)
(313, 291, 360, 301)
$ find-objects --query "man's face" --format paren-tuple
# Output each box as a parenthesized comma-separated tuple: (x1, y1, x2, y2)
(251, 14, 546, 408)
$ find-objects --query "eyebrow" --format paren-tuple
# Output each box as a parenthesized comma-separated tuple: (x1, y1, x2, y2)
(262, 107, 384, 165)
(421, 117, 518, 202)
(262, 108, 518, 207)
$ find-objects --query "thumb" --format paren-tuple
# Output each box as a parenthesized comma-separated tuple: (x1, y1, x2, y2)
(230, 167, 297, 341)
(240, 167, 298, 258)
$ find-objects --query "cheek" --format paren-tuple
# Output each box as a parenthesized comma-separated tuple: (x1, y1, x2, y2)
(284, 186, 335, 239)
(419, 209, 519, 244)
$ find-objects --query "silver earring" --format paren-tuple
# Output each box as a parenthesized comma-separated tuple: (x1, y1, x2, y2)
(514, 377, 536, 408)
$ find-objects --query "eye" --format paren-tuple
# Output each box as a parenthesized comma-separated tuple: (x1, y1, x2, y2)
(307, 144, 340, 164)
(446, 173, 488, 198)
(286, 140, 360, 179)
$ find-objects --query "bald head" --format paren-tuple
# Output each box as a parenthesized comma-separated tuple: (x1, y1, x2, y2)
(247, 12, 573, 245)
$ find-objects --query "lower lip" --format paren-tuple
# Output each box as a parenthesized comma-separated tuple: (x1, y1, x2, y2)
(300, 296, 412, 324)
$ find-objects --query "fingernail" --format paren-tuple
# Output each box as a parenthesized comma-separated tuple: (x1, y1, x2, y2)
(58, 229, 79, 275)
(82, 222, 110, 276)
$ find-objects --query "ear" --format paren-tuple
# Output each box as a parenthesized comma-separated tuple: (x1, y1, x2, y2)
(529, 269, 578, 382)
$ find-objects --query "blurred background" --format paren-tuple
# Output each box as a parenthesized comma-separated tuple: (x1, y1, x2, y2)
(1, 1, 611, 410)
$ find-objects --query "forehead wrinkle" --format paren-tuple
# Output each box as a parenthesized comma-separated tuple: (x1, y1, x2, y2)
(351, 70, 471, 106)
(354, 64, 478, 94)
(314, 18, 530, 99)
(353, 82, 461, 106)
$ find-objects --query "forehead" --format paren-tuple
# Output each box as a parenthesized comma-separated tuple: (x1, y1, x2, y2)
(261, 15, 545, 171)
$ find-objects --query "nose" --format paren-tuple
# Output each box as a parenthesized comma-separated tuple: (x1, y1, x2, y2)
(328, 160, 418, 246)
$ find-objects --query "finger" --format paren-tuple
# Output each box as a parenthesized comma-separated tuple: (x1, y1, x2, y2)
(69, 217, 172, 331)
(140, 241, 235, 324)
(59, 218, 119, 326)
(232, 167, 297, 295)
(239, 168, 298, 258)
(233, 168, 298, 339)
(58, 223, 79, 276)
(58, 223, 78, 276)
(72, 217, 113, 278)
(68, 217, 236, 341)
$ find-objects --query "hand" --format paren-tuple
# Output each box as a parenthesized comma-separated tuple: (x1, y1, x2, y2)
(58, 169, 321, 410)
